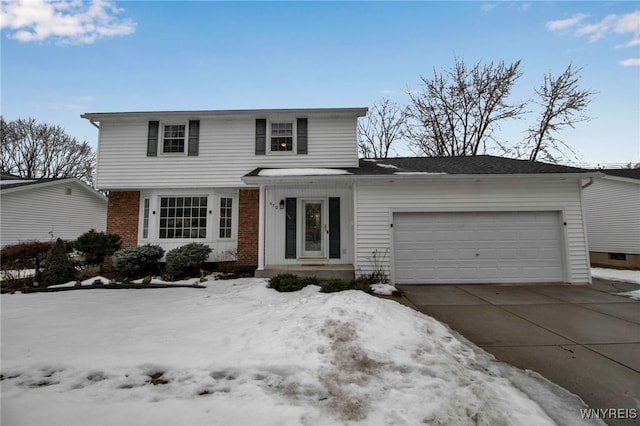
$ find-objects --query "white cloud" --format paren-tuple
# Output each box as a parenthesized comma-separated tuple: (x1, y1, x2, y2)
(548, 10, 640, 66)
(0, 0, 136, 44)
(620, 58, 640, 67)
(518, 3, 531, 12)
(379, 89, 397, 95)
(481, 3, 498, 13)
(546, 13, 589, 31)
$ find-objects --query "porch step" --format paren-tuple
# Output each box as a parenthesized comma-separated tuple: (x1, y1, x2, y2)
(255, 264, 355, 281)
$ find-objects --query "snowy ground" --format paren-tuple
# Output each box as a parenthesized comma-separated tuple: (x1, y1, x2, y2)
(591, 267, 640, 300)
(1, 278, 598, 426)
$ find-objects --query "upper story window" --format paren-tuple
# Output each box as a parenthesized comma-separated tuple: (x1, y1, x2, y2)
(270, 123, 293, 152)
(163, 124, 186, 153)
(147, 120, 199, 157)
(255, 118, 307, 155)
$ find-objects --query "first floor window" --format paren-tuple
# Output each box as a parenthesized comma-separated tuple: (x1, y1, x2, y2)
(219, 197, 233, 238)
(270, 122, 293, 151)
(142, 198, 150, 239)
(159, 196, 207, 239)
(163, 124, 186, 153)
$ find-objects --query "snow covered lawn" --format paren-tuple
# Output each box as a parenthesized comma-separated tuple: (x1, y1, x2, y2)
(2, 278, 593, 425)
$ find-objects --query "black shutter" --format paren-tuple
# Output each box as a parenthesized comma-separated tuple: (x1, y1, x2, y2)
(188, 120, 200, 156)
(255, 119, 266, 155)
(297, 118, 307, 154)
(147, 121, 159, 157)
(285, 198, 297, 259)
(329, 197, 340, 258)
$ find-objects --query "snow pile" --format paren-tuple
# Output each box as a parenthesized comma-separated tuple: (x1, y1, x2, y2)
(48, 275, 114, 288)
(131, 276, 201, 286)
(258, 168, 350, 177)
(370, 283, 400, 296)
(1, 279, 594, 425)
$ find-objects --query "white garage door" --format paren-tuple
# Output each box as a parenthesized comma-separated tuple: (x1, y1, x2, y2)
(393, 211, 564, 284)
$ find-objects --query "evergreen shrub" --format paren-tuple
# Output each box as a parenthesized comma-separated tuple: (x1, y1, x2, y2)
(113, 244, 165, 278)
(165, 243, 212, 279)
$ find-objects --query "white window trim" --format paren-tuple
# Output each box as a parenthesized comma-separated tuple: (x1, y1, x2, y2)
(160, 122, 188, 156)
(157, 194, 211, 241)
(267, 119, 297, 155)
(214, 193, 239, 242)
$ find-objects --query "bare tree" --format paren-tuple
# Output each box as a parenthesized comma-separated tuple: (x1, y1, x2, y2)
(1, 117, 95, 184)
(358, 98, 404, 158)
(404, 57, 526, 157)
(525, 64, 596, 163)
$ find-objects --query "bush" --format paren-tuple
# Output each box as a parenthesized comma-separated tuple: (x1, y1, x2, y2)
(112, 244, 165, 278)
(320, 278, 373, 294)
(268, 273, 310, 292)
(73, 230, 122, 266)
(165, 243, 212, 279)
(0, 240, 53, 270)
(41, 239, 73, 286)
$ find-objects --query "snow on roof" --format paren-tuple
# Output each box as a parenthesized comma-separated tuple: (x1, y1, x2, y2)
(258, 168, 351, 177)
(376, 163, 399, 169)
(393, 172, 448, 175)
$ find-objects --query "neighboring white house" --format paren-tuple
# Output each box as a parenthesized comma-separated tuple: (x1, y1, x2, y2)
(83, 107, 597, 284)
(582, 168, 640, 269)
(0, 174, 107, 247)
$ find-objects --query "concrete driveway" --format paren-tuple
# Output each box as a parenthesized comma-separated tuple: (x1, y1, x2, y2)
(398, 279, 640, 426)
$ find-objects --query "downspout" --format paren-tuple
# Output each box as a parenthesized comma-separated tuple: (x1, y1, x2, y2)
(580, 177, 594, 284)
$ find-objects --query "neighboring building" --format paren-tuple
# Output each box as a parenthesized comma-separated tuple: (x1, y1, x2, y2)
(582, 168, 640, 269)
(0, 174, 107, 247)
(82, 108, 597, 284)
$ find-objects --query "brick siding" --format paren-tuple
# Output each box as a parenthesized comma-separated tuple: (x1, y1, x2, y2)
(107, 191, 140, 248)
(237, 189, 259, 267)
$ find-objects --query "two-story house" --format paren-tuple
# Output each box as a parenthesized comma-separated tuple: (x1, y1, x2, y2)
(82, 108, 597, 284)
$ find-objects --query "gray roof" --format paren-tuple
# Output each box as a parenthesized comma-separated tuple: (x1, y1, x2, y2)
(352, 156, 591, 175)
(600, 168, 640, 180)
(245, 155, 593, 178)
(0, 176, 60, 190)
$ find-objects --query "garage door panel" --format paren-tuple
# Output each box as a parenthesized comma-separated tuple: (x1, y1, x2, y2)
(393, 211, 564, 284)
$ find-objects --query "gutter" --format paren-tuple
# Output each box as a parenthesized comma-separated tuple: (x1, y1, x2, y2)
(242, 172, 604, 185)
(80, 114, 100, 129)
(581, 177, 594, 189)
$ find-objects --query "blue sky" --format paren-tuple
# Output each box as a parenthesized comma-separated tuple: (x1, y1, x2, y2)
(1, 1, 639, 166)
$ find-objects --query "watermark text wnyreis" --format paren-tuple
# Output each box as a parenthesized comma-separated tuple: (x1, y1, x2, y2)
(580, 408, 637, 421)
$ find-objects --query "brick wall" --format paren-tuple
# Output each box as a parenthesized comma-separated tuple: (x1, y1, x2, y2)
(107, 191, 140, 248)
(237, 189, 259, 268)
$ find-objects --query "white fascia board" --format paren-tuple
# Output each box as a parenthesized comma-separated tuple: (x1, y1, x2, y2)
(81, 107, 368, 122)
(242, 172, 602, 185)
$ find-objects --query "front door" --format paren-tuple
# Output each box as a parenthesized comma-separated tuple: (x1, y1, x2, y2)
(302, 200, 325, 257)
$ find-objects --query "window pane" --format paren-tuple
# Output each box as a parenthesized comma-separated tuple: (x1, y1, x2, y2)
(158, 196, 208, 239)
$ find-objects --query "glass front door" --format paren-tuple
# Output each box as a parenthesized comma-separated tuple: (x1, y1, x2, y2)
(302, 200, 324, 257)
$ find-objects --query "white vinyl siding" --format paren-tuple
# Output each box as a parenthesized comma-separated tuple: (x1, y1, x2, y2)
(355, 178, 590, 285)
(1, 182, 107, 247)
(583, 177, 640, 254)
(96, 116, 358, 190)
(262, 184, 354, 265)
